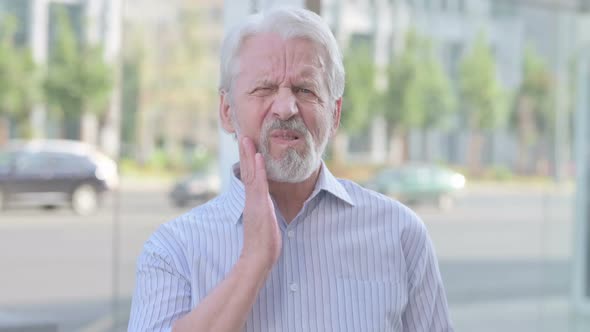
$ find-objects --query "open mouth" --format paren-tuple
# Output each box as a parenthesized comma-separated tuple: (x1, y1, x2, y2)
(270, 130, 301, 141)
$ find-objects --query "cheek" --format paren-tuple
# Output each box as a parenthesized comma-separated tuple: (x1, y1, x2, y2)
(303, 108, 332, 139)
(234, 99, 270, 134)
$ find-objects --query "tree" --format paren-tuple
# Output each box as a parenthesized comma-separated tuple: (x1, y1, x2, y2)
(510, 46, 554, 174)
(382, 29, 455, 165)
(459, 32, 506, 173)
(127, 5, 214, 167)
(0, 15, 39, 143)
(414, 46, 455, 161)
(44, 6, 112, 142)
(336, 43, 377, 164)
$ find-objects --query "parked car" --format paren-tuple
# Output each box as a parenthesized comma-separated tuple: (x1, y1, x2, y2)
(169, 170, 220, 208)
(363, 164, 466, 210)
(0, 139, 118, 215)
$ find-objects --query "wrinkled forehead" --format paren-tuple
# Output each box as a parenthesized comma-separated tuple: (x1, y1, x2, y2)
(236, 33, 327, 81)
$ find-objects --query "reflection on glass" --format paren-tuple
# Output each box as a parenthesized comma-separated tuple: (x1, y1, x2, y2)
(0, 0, 588, 331)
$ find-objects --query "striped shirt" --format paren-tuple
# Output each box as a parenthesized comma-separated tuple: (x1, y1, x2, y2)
(128, 162, 454, 332)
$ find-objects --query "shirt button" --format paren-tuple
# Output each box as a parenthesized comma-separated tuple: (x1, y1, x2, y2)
(289, 283, 298, 292)
(287, 230, 295, 238)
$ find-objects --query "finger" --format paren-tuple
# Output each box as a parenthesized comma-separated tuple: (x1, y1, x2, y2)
(239, 136, 256, 186)
(253, 152, 269, 195)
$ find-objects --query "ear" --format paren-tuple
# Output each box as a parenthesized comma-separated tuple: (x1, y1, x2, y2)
(219, 92, 236, 133)
(330, 98, 342, 136)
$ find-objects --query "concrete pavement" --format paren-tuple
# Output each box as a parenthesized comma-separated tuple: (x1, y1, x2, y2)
(0, 183, 586, 331)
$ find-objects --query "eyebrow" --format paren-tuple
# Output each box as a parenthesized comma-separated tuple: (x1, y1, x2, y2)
(292, 76, 322, 90)
(251, 78, 277, 87)
(297, 77, 320, 85)
(248, 70, 324, 90)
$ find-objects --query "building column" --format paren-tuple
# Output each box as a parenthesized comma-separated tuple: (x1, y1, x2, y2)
(572, 48, 590, 315)
(29, 0, 49, 138)
(99, 0, 123, 158)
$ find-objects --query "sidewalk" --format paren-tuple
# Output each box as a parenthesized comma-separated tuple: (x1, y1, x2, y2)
(0, 311, 58, 332)
(451, 296, 590, 332)
(463, 180, 574, 195)
(84, 296, 590, 332)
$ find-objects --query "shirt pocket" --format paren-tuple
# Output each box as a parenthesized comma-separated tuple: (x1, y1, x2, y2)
(328, 278, 406, 332)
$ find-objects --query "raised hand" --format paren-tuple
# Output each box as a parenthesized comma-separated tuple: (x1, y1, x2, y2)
(238, 136, 282, 269)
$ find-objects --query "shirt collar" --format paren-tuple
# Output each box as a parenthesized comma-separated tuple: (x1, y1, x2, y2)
(223, 161, 355, 225)
(313, 161, 355, 206)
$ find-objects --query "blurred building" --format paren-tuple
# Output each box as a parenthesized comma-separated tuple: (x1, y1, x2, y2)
(0, 0, 121, 60)
(0, 0, 122, 156)
(322, 0, 583, 170)
(123, 0, 223, 165)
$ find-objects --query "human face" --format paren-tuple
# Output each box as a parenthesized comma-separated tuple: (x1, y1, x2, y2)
(220, 33, 342, 182)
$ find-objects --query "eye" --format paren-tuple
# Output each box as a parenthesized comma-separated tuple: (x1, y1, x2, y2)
(295, 87, 314, 95)
(251, 86, 275, 96)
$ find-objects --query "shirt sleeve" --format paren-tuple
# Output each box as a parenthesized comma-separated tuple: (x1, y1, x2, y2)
(400, 208, 454, 332)
(128, 232, 192, 332)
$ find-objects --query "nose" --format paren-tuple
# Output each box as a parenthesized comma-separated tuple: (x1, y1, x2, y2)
(271, 87, 298, 120)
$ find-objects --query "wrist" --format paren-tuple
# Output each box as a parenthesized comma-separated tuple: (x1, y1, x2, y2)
(237, 252, 275, 277)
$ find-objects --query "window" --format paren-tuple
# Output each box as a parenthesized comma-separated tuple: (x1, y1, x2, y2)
(349, 33, 375, 58)
(0, 150, 14, 174)
(15, 152, 53, 174)
(52, 153, 94, 175)
(0, 0, 30, 46)
(457, 0, 465, 13)
(491, 0, 519, 18)
(447, 41, 463, 80)
(48, 3, 84, 55)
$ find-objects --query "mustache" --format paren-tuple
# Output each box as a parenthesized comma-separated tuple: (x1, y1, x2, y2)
(263, 117, 310, 137)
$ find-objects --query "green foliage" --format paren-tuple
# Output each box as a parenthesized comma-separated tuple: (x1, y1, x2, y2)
(383, 29, 455, 131)
(459, 32, 507, 130)
(420, 53, 456, 129)
(121, 58, 140, 147)
(142, 9, 210, 114)
(487, 165, 514, 181)
(510, 46, 554, 145)
(342, 44, 377, 134)
(140, 147, 212, 172)
(567, 53, 579, 139)
(118, 157, 178, 179)
(0, 15, 40, 119)
(189, 146, 213, 172)
(124, 7, 217, 165)
(44, 6, 113, 119)
(148, 149, 172, 171)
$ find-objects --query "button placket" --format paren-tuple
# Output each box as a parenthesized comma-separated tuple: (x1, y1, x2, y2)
(282, 227, 298, 332)
(284, 226, 297, 295)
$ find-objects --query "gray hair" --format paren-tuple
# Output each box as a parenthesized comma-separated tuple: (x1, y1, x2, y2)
(219, 7, 345, 103)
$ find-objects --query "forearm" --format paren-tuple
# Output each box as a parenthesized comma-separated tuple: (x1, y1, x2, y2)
(172, 256, 271, 332)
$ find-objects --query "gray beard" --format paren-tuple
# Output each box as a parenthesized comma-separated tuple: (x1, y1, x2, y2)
(259, 117, 326, 183)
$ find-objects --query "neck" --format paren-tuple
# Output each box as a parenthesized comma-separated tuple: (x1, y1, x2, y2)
(268, 166, 321, 224)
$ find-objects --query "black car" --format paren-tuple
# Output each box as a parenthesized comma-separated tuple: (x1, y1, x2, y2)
(0, 140, 118, 215)
(169, 170, 220, 208)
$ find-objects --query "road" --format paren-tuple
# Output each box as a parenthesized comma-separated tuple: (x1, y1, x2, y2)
(0, 183, 583, 331)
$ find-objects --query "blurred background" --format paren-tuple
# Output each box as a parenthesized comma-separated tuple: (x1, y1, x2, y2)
(1, 0, 590, 331)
